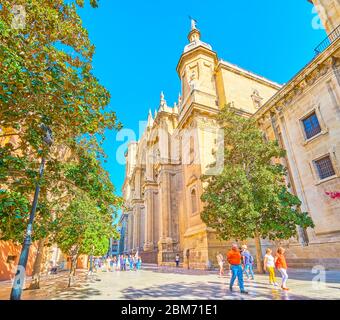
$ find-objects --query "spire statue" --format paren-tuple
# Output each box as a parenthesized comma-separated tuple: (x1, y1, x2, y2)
(147, 109, 154, 127)
(160, 91, 167, 110)
(187, 16, 201, 44)
(189, 16, 198, 30)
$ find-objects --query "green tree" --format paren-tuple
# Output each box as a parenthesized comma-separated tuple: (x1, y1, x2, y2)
(0, 0, 121, 241)
(26, 138, 122, 289)
(52, 192, 118, 287)
(201, 105, 314, 272)
(0, 0, 119, 224)
(0, 0, 122, 288)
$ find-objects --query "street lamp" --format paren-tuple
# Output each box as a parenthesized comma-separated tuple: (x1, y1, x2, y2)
(10, 124, 53, 300)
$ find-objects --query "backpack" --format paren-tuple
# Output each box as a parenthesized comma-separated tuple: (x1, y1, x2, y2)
(249, 254, 254, 265)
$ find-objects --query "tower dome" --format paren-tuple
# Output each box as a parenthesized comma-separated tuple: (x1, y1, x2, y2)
(184, 19, 212, 53)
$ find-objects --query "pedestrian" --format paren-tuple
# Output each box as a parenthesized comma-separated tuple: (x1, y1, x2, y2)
(137, 257, 142, 270)
(116, 255, 120, 271)
(133, 255, 138, 271)
(112, 256, 117, 271)
(263, 248, 278, 287)
(119, 255, 124, 271)
(106, 256, 111, 272)
(216, 252, 224, 277)
(241, 245, 255, 280)
(275, 247, 289, 291)
(109, 256, 114, 271)
(227, 243, 248, 294)
(123, 255, 127, 271)
(128, 254, 134, 271)
(175, 254, 180, 267)
(94, 257, 99, 272)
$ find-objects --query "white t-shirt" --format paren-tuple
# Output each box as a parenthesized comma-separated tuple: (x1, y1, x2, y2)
(216, 254, 223, 264)
(265, 254, 275, 267)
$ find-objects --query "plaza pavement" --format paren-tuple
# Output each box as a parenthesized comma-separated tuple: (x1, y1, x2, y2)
(0, 264, 339, 300)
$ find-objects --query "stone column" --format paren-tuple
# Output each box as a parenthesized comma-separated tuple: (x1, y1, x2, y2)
(158, 169, 176, 265)
(139, 207, 145, 249)
(123, 216, 128, 252)
(144, 183, 158, 251)
(128, 212, 133, 252)
(132, 209, 138, 250)
(144, 189, 153, 251)
(159, 171, 170, 240)
(137, 207, 141, 250)
(126, 214, 130, 251)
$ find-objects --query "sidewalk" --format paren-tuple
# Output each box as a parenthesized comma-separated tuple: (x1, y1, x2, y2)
(0, 270, 88, 300)
(0, 267, 339, 300)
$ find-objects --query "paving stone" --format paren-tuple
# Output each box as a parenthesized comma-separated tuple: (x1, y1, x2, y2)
(0, 267, 339, 300)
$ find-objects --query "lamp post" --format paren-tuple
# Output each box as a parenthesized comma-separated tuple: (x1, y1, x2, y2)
(89, 245, 94, 275)
(10, 124, 53, 300)
(110, 237, 113, 257)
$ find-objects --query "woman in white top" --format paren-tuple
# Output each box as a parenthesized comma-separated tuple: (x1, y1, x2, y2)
(216, 252, 224, 277)
(263, 248, 278, 286)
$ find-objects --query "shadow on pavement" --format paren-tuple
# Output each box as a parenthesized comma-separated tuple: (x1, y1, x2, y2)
(51, 285, 103, 300)
(120, 281, 311, 300)
(145, 266, 340, 285)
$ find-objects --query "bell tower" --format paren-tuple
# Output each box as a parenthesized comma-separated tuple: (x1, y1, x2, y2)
(176, 19, 219, 127)
(176, 20, 224, 270)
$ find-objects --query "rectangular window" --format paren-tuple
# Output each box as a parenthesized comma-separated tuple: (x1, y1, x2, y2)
(314, 156, 335, 180)
(302, 112, 321, 139)
(6, 255, 16, 263)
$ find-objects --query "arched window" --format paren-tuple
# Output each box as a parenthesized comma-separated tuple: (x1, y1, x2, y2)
(191, 188, 198, 214)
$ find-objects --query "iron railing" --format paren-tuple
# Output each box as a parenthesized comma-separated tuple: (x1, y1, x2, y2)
(314, 24, 340, 55)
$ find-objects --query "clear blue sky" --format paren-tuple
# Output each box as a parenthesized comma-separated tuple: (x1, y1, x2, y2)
(77, 0, 327, 197)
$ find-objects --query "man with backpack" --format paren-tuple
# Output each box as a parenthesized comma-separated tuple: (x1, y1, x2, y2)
(241, 245, 255, 280)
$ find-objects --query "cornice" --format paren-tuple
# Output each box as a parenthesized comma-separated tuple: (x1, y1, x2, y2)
(177, 102, 219, 129)
(254, 38, 340, 119)
(143, 179, 158, 186)
(176, 45, 218, 76)
(131, 198, 144, 205)
(216, 60, 282, 90)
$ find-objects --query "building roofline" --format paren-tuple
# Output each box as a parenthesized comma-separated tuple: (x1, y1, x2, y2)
(217, 60, 283, 89)
(253, 37, 340, 118)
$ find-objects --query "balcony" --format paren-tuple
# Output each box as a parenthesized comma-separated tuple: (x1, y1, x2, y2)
(314, 24, 340, 55)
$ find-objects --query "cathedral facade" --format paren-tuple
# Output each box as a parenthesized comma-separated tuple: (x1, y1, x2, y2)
(121, 0, 340, 269)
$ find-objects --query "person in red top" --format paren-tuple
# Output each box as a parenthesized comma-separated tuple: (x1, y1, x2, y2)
(275, 247, 289, 291)
(226, 243, 248, 294)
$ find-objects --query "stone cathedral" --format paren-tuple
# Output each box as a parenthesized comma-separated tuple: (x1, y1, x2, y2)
(120, 0, 340, 269)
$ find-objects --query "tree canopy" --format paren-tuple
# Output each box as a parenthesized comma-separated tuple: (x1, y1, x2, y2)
(53, 192, 118, 258)
(201, 105, 314, 243)
(0, 1, 122, 244)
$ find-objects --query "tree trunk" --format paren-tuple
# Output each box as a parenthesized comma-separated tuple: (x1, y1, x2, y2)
(68, 255, 78, 287)
(254, 233, 264, 274)
(28, 238, 46, 290)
